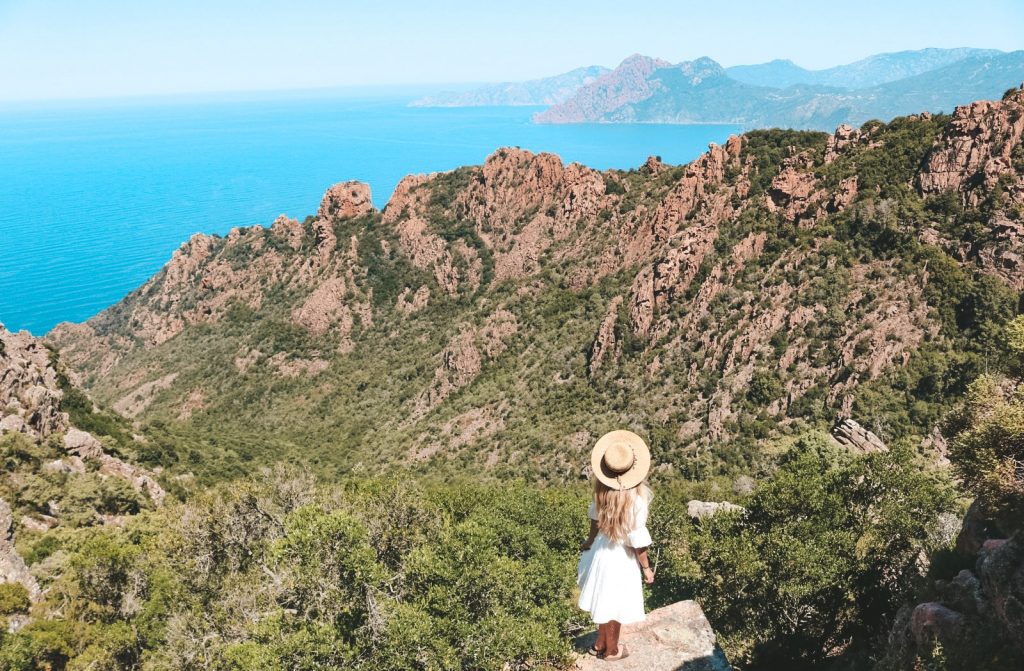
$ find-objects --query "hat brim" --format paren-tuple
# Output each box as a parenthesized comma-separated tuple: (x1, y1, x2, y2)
(591, 430, 651, 490)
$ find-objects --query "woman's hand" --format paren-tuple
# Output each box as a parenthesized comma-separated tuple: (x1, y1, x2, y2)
(580, 540, 592, 552)
(642, 566, 655, 584)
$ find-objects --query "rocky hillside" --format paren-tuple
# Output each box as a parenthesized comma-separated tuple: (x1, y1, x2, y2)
(47, 88, 1024, 485)
(409, 65, 610, 107)
(535, 52, 1024, 129)
(0, 325, 165, 628)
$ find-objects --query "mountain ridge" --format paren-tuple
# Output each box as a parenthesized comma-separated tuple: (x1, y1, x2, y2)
(536, 51, 1024, 129)
(45, 88, 1024, 486)
(725, 47, 1005, 89)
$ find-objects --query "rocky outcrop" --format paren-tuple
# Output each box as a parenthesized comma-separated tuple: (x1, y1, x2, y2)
(411, 310, 518, 420)
(63, 429, 166, 505)
(885, 505, 1024, 665)
(382, 174, 470, 296)
(824, 124, 859, 163)
(0, 325, 68, 439)
(589, 297, 623, 375)
(918, 87, 1024, 206)
(978, 533, 1024, 646)
(2, 324, 165, 507)
(687, 500, 745, 522)
(956, 500, 1000, 556)
(317, 181, 374, 220)
(830, 418, 888, 453)
(0, 497, 40, 602)
(574, 600, 731, 670)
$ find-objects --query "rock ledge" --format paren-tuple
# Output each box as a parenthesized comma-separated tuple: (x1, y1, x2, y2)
(575, 600, 731, 670)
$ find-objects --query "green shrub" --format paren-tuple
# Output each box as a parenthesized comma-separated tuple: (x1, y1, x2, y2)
(689, 434, 954, 669)
(0, 584, 30, 615)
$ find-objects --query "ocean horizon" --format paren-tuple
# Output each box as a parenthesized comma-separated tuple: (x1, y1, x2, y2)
(0, 91, 739, 335)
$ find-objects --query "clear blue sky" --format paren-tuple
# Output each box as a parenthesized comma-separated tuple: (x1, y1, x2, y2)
(1, 0, 1021, 101)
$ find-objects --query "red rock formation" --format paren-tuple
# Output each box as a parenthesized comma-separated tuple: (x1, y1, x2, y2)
(919, 87, 1024, 206)
(318, 181, 374, 220)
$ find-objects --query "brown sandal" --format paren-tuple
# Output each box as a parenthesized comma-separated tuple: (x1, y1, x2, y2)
(602, 645, 629, 661)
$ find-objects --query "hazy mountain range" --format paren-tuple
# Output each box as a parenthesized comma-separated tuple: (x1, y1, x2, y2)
(413, 48, 1024, 130)
(409, 65, 610, 107)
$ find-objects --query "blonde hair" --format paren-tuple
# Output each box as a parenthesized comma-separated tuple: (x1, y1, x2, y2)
(594, 479, 651, 543)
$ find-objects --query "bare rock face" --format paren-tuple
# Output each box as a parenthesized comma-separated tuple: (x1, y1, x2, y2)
(317, 181, 374, 220)
(918, 87, 1024, 206)
(0, 497, 40, 602)
(270, 214, 304, 251)
(824, 124, 860, 164)
(383, 174, 468, 296)
(909, 602, 965, 646)
(766, 153, 821, 224)
(830, 418, 888, 453)
(574, 600, 731, 670)
(589, 297, 623, 375)
(0, 324, 68, 439)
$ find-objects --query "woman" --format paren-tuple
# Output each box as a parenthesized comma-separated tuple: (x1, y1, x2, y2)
(578, 430, 655, 662)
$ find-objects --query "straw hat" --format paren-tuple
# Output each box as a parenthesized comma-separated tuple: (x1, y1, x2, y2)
(591, 430, 651, 490)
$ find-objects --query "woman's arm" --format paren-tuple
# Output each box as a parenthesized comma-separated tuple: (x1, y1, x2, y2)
(635, 547, 655, 584)
(580, 519, 598, 551)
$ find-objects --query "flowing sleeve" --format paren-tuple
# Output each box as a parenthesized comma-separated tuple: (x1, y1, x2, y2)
(628, 495, 652, 548)
(587, 499, 598, 521)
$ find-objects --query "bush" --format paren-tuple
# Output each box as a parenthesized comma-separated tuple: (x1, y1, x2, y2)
(689, 434, 954, 669)
(0, 584, 30, 616)
(945, 373, 1024, 535)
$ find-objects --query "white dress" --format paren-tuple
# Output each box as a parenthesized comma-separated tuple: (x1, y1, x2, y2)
(576, 491, 652, 624)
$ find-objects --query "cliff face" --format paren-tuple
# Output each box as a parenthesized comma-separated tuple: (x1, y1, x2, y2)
(45, 90, 1024, 481)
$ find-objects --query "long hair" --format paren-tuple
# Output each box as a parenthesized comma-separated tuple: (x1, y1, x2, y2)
(594, 479, 652, 543)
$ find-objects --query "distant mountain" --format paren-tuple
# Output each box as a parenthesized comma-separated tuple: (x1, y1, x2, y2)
(536, 51, 1024, 129)
(726, 47, 1004, 89)
(409, 65, 610, 107)
(530, 54, 672, 123)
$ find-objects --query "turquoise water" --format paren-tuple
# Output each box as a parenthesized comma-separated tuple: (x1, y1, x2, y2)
(0, 93, 739, 335)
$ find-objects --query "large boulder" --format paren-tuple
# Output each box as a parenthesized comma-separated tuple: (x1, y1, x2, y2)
(977, 533, 1024, 652)
(830, 418, 887, 453)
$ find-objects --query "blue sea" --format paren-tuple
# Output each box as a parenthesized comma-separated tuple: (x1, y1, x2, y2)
(0, 91, 739, 335)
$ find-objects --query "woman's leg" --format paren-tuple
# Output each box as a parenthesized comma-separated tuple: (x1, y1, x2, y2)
(605, 620, 621, 656)
(594, 623, 607, 653)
